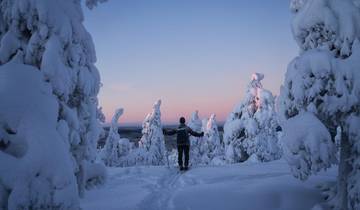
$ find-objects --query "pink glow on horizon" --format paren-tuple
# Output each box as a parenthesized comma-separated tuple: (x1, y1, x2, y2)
(101, 97, 240, 125)
(98, 68, 285, 125)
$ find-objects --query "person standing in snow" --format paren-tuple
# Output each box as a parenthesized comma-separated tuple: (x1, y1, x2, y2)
(163, 117, 204, 170)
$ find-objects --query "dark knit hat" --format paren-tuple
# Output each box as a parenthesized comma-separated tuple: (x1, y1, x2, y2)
(179, 117, 186, 124)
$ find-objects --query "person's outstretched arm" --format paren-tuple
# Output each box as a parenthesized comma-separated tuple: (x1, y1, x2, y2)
(188, 128, 204, 137)
(163, 129, 177, 136)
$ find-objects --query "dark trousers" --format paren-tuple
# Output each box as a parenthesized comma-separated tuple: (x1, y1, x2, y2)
(177, 145, 190, 167)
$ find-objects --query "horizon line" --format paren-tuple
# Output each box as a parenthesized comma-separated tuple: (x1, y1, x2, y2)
(101, 121, 226, 127)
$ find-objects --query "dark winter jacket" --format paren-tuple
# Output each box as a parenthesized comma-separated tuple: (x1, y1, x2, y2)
(163, 123, 203, 146)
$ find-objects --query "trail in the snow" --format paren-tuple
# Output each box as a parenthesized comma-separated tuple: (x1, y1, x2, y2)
(81, 161, 337, 210)
(137, 168, 186, 210)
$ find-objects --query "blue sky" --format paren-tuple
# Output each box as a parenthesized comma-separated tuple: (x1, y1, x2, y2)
(84, 0, 298, 124)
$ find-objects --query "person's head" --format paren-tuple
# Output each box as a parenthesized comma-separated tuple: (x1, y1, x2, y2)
(179, 117, 186, 124)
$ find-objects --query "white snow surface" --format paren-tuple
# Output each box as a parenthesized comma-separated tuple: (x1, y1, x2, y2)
(81, 160, 336, 210)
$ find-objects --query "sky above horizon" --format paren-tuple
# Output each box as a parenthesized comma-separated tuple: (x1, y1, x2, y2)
(84, 0, 298, 125)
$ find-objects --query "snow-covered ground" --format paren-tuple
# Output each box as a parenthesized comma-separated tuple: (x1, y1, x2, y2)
(81, 160, 336, 210)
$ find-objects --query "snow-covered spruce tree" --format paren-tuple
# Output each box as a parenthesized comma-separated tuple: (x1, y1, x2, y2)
(223, 73, 282, 163)
(0, 61, 80, 209)
(278, 0, 360, 209)
(253, 80, 282, 162)
(202, 114, 224, 165)
(188, 110, 204, 165)
(101, 108, 132, 167)
(138, 100, 166, 165)
(0, 0, 107, 208)
(101, 108, 123, 166)
(199, 117, 210, 164)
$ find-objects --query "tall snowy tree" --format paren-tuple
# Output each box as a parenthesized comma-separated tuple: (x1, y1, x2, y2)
(201, 114, 224, 165)
(188, 110, 204, 165)
(101, 108, 132, 167)
(223, 73, 282, 163)
(0, 62, 80, 209)
(278, 0, 360, 209)
(138, 100, 166, 165)
(0, 0, 107, 208)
